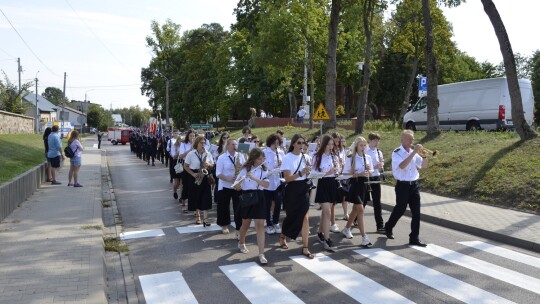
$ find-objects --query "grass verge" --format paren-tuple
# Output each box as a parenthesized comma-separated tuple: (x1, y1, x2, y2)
(104, 236, 129, 252)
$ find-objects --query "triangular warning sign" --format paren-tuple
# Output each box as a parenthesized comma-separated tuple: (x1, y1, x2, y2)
(314, 103, 330, 120)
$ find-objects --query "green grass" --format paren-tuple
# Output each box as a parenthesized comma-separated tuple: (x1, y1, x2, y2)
(103, 236, 129, 252)
(226, 126, 540, 212)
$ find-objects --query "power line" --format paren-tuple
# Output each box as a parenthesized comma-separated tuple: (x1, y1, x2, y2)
(0, 8, 59, 77)
(64, 0, 135, 77)
(0, 46, 14, 58)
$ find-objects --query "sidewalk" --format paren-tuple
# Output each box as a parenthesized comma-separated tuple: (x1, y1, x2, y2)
(380, 184, 540, 253)
(0, 148, 106, 304)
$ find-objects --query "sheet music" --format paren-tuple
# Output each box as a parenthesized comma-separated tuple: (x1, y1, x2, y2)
(307, 172, 326, 179)
(335, 174, 353, 181)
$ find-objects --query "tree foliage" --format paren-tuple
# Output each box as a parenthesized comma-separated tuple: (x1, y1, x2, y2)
(0, 71, 30, 115)
(42, 87, 69, 106)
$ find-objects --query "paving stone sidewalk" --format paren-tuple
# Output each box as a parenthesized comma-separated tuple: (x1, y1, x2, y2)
(0, 149, 106, 304)
(380, 184, 540, 253)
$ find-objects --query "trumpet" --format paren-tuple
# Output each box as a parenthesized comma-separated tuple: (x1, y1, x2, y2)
(414, 146, 439, 158)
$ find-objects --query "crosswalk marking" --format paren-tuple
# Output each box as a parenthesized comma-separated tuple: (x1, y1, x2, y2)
(219, 262, 304, 304)
(458, 241, 540, 268)
(412, 244, 540, 295)
(176, 224, 222, 234)
(355, 248, 514, 304)
(290, 253, 413, 304)
(139, 271, 198, 304)
(120, 229, 165, 240)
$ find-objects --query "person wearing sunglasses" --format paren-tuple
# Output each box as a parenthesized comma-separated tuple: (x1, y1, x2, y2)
(278, 134, 314, 259)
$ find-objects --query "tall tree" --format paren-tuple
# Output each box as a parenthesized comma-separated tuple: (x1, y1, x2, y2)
(530, 50, 540, 125)
(324, 0, 341, 130)
(0, 72, 30, 114)
(421, 0, 440, 136)
(42, 87, 68, 106)
(481, 0, 538, 139)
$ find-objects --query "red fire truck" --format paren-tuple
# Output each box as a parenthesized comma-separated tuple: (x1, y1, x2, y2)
(107, 128, 132, 145)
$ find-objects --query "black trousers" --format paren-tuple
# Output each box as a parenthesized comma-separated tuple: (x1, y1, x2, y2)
(264, 189, 282, 227)
(217, 188, 242, 230)
(363, 176, 384, 229)
(385, 181, 421, 241)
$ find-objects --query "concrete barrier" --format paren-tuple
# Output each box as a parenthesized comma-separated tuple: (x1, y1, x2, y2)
(0, 162, 46, 222)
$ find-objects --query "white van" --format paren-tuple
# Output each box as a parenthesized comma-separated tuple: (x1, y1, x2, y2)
(403, 78, 534, 131)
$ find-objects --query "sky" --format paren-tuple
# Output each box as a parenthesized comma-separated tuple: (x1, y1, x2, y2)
(1, 0, 539, 110)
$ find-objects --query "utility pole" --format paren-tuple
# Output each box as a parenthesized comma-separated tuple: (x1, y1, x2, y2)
(35, 73, 39, 133)
(62, 72, 66, 133)
(165, 78, 170, 129)
(17, 58, 22, 93)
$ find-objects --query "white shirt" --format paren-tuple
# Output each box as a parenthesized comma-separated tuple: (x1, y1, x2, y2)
(281, 152, 310, 181)
(392, 145, 423, 181)
(184, 149, 214, 170)
(179, 142, 192, 159)
(263, 147, 285, 190)
(343, 152, 374, 175)
(166, 138, 176, 153)
(236, 166, 268, 190)
(311, 152, 339, 176)
(216, 151, 246, 190)
(170, 142, 181, 159)
(297, 108, 306, 118)
(365, 146, 384, 177)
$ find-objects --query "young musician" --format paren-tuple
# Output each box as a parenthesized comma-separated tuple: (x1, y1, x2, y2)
(179, 129, 196, 212)
(183, 135, 215, 225)
(216, 138, 245, 235)
(341, 136, 373, 247)
(278, 134, 314, 259)
(311, 135, 340, 251)
(365, 133, 385, 232)
(384, 130, 429, 247)
(233, 148, 270, 264)
(262, 134, 285, 235)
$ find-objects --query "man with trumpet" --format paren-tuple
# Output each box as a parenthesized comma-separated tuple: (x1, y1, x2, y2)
(384, 129, 429, 247)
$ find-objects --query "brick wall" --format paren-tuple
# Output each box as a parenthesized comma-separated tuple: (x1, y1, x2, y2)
(0, 110, 35, 134)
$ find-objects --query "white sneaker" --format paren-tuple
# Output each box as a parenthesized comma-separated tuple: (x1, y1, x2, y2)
(273, 223, 282, 234)
(238, 242, 249, 254)
(265, 225, 275, 235)
(341, 227, 353, 239)
(361, 235, 372, 247)
(330, 223, 340, 233)
(259, 254, 268, 265)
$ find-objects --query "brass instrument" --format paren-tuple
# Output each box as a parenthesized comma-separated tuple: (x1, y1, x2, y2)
(414, 146, 439, 158)
(194, 167, 209, 186)
(234, 154, 242, 180)
(362, 151, 373, 192)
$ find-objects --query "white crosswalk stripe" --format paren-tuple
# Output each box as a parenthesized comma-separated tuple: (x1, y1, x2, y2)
(355, 248, 514, 304)
(412, 244, 540, 295)
(219, 262, 304, 304)
(175, 223, 222, 234)
(458, 240, 540, 268)
(290, 253, 413, 304)
(139, 271, 198, 304)
(120, 229, 165, 240)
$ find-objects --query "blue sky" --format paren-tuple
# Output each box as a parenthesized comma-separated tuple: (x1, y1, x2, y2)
(0, 0, 538, 110)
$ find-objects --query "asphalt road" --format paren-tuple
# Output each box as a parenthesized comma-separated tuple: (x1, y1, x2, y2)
(106, 142, 540, 304)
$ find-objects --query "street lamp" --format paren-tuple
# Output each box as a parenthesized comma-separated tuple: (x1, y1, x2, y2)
(155, 70, 171, 130)
(35, 71, 40, 134)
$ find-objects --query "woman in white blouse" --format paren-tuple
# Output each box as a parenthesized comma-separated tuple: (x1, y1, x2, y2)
(262, 134, 285, 235)
(184, 135, 215, 226)
(341, 136, 373, 247)
(216, 138, 245, 235)
(278, 134, 314, 259)
(179, 129, 196, 212)
(311, 135, 340, 251)
(233, 147, 269, 264)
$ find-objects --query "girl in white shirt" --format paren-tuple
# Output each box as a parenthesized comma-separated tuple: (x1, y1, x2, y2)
(341, 136, 373, 247)
(279, 134, 314, 259)
(262, 134, 285, 235)
(233, 147, 269, 264)
(179, 129, 196, 211)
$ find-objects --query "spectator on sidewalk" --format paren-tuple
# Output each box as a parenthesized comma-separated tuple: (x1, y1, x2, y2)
(67, 130, 84, 187)
(97, 131, 103, 149)
(47, 125, 64, 185)
(43, 127, 53, 182)
(296, 106, 306, 123)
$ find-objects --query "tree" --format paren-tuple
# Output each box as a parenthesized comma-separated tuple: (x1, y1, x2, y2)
(0, 71, 30, 114)
(481, 0, 538, 140)
(324, 0, 341, 130)
(530, 50, 540, 125)
(42, 87, 68, 106)
(87, 104, 109, 131)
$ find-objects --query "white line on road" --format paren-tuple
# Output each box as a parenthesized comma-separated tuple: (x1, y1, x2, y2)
(139, 271, 198, 304)
(458, 241, 540, 269)
(175, 224, 222, 234)
(355, 248, 515, 304)
(412, 244, 540, 295)
(119, 229, 165, 240)
(219, 262, 304, 304)
(291, 253, 413, 304)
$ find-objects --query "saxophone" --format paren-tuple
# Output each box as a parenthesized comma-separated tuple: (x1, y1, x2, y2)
(234, 154, 242, 180)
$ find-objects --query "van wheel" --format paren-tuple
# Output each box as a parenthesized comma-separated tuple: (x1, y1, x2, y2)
(466, 121, 481, 131)
(111, 140, 117, 145)
(405, 122, 416, 131)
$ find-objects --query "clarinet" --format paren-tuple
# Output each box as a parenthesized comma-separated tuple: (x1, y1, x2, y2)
(362, 151, 372, 192)
(376, 148, 386, 182)
(331, 152, 343, 190)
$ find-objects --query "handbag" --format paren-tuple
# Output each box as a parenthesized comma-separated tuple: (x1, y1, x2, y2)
(174, 158, 184, 174)
(238, 169, 263, 208)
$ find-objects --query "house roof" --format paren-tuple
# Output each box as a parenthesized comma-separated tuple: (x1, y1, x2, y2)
(22, 93, 58, 112)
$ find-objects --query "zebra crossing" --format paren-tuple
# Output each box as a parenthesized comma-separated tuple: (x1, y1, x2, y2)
(137, 240, 539, 304)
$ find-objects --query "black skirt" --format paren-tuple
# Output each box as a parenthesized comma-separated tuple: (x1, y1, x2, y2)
(315, 177, 339, 204)
(171, 158, 182, 179)
(281, 180, 310, 240)
(237, 190, 266, 220)
(187, 170, 212, 211)
(346, 177, 368, 205)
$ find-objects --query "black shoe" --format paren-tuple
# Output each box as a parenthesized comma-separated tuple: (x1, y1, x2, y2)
(152, 163, 155, 166)
(377, 227, 386, 233)
(317, 232, 325, 244)
(385, 228, 394, 239)
(173, 192, 178, 199)
(409, 240, 427, 247)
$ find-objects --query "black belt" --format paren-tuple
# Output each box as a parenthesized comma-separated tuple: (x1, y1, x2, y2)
(396, 180, 418, 185)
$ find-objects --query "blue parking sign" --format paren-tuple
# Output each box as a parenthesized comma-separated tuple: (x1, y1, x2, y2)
(418, 77, 427, 91)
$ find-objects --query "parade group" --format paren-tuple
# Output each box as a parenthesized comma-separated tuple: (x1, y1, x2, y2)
(127, 126, 429, 265)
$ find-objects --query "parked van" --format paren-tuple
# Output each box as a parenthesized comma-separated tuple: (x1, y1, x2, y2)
(403, 78, 534, 131)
